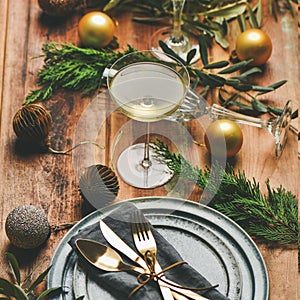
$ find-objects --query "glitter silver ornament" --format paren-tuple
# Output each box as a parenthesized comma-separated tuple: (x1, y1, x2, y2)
(5, 205, 51, 249)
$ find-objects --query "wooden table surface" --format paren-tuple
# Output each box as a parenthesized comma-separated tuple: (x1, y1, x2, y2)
(0, 1, 298, 299)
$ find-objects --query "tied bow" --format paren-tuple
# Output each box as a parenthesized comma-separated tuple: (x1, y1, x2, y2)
(129, 250, 218, 298)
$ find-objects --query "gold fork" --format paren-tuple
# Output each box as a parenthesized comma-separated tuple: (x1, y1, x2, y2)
(131, 210, 175, 299)
(131, 210, 209, 300)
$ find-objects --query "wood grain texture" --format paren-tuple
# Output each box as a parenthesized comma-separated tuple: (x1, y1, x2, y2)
(0, 1, 298, 299)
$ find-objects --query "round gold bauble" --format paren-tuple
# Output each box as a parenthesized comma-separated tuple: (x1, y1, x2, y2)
(204, 119, 243, 158)
(235, 28, 272, 66)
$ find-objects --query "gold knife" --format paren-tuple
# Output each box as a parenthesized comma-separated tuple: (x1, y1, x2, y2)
(99, 219, 208, 300)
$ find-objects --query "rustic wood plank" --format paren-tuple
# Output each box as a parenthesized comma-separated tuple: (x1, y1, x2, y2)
(0, 0, 8, 117)
(0, 1, 298, 299)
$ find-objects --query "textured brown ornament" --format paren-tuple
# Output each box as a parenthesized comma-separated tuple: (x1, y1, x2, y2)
(38, 0, 83, 16)
(79, 164, 119, 208)
(13, 104, 52, 150)
(38, 0, 99, 16)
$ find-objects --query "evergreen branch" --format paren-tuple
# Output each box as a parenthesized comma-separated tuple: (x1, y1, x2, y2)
(152, 140, 298, 245)
(25, 43, 135, 104)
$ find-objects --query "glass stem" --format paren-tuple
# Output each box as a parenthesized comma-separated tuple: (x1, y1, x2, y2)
(142, 122, 152, 169)
(208, 104, 277, 134)
(171, 0, 186, 42)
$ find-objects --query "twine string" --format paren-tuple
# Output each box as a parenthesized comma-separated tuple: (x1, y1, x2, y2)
(129, 250, 219, 298)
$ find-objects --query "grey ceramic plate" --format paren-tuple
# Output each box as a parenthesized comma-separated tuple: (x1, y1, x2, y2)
(73, 214, 242, 299)
(47, 197, 269, 300)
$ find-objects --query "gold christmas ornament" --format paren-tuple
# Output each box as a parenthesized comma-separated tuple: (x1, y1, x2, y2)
(79, 164, 119, 207)
(204, 119, 243, 158)
(13, 104, 52, 150)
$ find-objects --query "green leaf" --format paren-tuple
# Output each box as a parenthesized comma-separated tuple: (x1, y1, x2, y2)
(36, 287, 62, 300)
(246, 3, 259, 28)
(257, 80, 287, 95)
(237, 14, 247, 32)
(206, 19, 229, 48)
(27, 266, 52, 293)
(103, 0, 122, 11)
(213, 29, 229, 48)
(291, 109, 298, 119)
(225, 79, 241, 86)
(252, 98, 268, 113)
(256, 0, 263, 27)
(251, 85, 274, 93)
(201, 1, 247, 20)
(132, 17, 165, 23)
(5, 253, 21, 285)
(233, 84, 253, 92)
(218, 60, 252, 74)
(199, 35, 208, 66)
(204, 60, 229, 69)
(158, 41, 186, 66)
(186, 49, 196, 65)
(218, 90, 239, 106)
(268, 105, 283, 116)
(195, 70, 225, 87)
(0, 279, 28, 300)
(239, 67, 262, 77)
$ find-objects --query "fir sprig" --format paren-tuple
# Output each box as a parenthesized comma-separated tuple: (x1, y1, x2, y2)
(151, 140, 298, 245)
(25, 43, 135, 104)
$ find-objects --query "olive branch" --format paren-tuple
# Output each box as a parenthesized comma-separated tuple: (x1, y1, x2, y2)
(0, 253, 60, 300)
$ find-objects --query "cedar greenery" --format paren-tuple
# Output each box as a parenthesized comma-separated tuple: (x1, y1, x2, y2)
(25, 43, 135, 104)
(24, 0, 296, 116)
(151, 140, 298, 246)
(24, 41, 290, 118)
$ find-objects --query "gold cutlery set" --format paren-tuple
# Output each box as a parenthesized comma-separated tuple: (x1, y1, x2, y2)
(75, 210, 211, 300)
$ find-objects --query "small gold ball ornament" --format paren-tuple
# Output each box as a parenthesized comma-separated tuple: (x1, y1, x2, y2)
(13, 104, 52, 150)
(79, 164, 119, 208)
(204, 119, 243, 158)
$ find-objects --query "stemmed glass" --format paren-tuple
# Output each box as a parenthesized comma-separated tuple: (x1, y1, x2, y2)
(150, 0, 199, 59)
(107, 50, 190, 189)
(168, 88, 292, 158)
(107, 50, 291, 190)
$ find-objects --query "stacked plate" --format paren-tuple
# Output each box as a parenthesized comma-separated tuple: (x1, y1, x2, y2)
(47, 197, 269, 300)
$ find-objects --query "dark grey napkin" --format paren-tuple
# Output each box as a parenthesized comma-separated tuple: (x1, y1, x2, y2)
(69, 202, 230, 300)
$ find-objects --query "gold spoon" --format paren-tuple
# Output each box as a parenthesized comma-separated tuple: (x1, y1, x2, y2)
(75, 238, 143, 273)
(75, 238, 209, 300)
